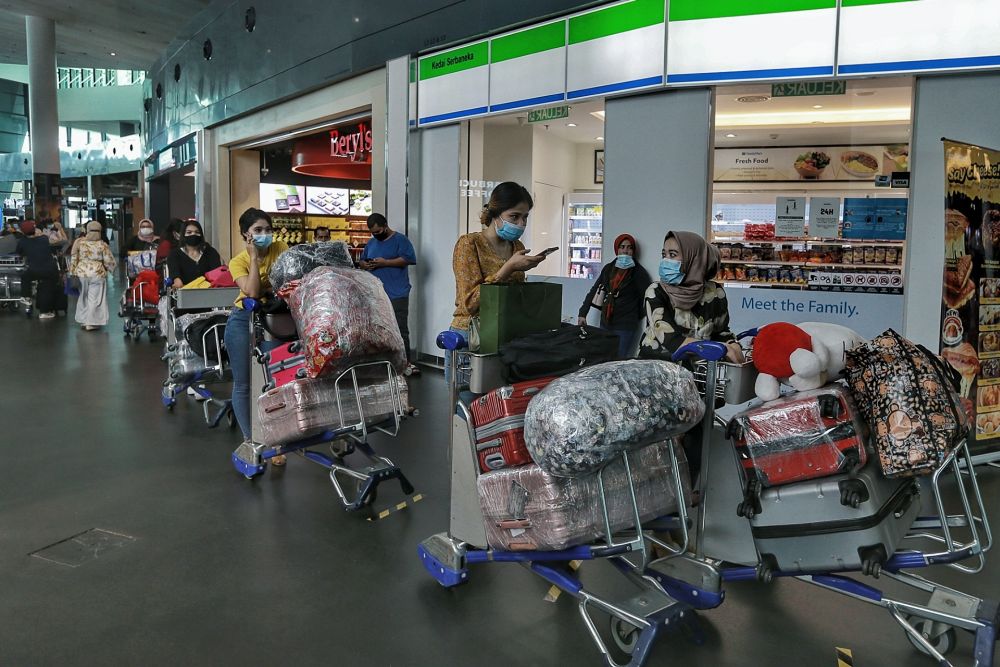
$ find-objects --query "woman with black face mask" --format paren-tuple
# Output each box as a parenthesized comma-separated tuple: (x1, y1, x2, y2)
(166, 219, 222, 288)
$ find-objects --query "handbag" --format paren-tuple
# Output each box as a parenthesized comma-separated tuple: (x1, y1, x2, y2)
(845, 329, 968, 478)
(205, 265, 237, 288)
(477, 282, 563, 354)
(126, 249, 157, 279)
(590, 284, 606, 310)
(64, 274, 81, 297)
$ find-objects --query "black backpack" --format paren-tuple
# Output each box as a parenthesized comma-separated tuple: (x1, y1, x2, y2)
(499, 325, 620, 382)
(185, 313, 229, 363)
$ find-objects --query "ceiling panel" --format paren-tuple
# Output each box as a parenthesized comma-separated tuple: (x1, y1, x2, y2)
(0, 0, 213, 69)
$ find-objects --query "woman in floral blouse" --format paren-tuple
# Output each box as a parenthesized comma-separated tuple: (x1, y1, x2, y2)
(449, 181, 550, 378)
(639, 231, 742, 363)
(69, 220, 117, 331)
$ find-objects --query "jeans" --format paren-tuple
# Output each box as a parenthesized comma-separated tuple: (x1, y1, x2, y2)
(391, 296, 411, 363)
(224, 308, 253, 439)
(444, 326, 470, 384)
(611, 326, 639, 359)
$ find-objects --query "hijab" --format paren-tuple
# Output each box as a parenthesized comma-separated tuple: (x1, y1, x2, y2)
(86, 222, 103, 241)
(661, 231, 719, 311)
(605, 234, 638, 322)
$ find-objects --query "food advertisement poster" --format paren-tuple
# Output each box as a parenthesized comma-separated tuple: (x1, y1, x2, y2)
(259, 184, 304, 213)
(940, 140, 1000, 448)
(714, 144, 908, 182)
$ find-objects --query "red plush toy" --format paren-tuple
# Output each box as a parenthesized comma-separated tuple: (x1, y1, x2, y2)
(752, 322, 813, 379)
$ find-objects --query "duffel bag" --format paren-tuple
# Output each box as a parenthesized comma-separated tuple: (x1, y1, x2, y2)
(269, 241, 353, 293)
(499, 324, 619, 382)
(523, 359, 704, 477)
(177, 312, 229, 363)
(845, 329, 968, 478)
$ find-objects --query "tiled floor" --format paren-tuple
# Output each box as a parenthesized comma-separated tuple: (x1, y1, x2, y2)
(1, 301, 998, 666)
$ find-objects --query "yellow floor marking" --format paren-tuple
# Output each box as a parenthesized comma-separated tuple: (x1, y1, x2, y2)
(836, 647, 854, 667)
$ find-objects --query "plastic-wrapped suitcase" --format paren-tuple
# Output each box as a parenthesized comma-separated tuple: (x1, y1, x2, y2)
(749, 462, 920, 574)
(257, 374, 407, 447)
(478, 442, 691, 551)
(730, 385, 868, 487)
(470, 378, 555, 472)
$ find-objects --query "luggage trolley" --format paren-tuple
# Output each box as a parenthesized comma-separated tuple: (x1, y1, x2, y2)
(119, 274, 164, 342)
(419, 332, 702, 667)
(161, 307, 234, 428)
(0, 255, 26, 314)
(230, 299, 415, 512)
(638, 336, 997, 667)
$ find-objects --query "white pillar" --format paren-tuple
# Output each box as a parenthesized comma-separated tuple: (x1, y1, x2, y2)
(25, 15, 60, 175)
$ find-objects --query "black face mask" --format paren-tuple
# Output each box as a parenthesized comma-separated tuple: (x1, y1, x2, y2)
(372, 231, 389, 242)
(183, 234, 203, 247)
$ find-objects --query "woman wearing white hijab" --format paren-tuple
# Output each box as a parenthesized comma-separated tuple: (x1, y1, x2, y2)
(69, 221, 117, 331)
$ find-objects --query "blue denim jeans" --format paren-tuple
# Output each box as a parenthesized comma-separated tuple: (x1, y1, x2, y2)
(224, 308, 253, 439)
(611, 326, 639, 359)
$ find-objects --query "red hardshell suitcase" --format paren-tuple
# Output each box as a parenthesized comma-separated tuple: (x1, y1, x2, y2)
(469, 378, 555, 472)
(730, 384, 868, 488)
(263, 341, 307, 388)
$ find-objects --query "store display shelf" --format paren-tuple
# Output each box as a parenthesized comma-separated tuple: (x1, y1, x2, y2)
(570, 243, 601, 248)
(572, 228, 602, 233)
(569, 215, 602, 220)
(571, 259, 602, 264)
(722, 281, 806, 289)
(714, 238, 904, 246)
(721, 260, 901, 270)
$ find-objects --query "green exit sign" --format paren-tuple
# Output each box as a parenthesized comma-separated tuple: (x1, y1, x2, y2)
(771, 80, 846, 97)
(528, 105, 569, 123)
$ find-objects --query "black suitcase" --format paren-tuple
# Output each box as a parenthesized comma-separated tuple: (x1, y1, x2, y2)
(499, 324, 619, 381)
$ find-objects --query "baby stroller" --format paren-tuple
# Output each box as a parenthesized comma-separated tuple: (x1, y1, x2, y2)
(120, 267, 163, 341)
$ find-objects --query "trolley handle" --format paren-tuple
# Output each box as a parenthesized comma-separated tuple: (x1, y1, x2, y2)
(671, 340, 728, 363)
(736, 328, 757, 341)
(436, 329, 468, 351)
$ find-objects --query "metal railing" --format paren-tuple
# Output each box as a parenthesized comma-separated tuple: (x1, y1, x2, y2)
(56, 68, 145, 89)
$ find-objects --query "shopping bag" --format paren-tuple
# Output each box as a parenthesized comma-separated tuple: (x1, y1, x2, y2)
(64, 274, 81, 297)
(205, 265, 237, 288)
(477, 282, 562, 354)
(126, 249, 157, 279)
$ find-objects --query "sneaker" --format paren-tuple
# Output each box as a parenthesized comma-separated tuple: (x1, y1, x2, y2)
(38, 312, 56, 319)
(19, 298, 31, 306)
(186, 385, 210, 401)
(405, 363, 422, 377)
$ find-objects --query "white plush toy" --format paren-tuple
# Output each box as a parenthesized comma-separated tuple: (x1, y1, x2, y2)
(751, 321, 867, 402)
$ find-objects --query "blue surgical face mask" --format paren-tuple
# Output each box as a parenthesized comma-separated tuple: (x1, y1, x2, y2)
(496, 217, 525, 242)
(659, 258, 684, 284)
(252, 233, 273, 249)
(615, 254, 635, 269)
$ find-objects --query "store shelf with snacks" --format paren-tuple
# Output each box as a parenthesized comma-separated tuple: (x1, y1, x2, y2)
(721, 260, 902, 270)
(569, 215, 602, 220)
(571, 258, 602, 264)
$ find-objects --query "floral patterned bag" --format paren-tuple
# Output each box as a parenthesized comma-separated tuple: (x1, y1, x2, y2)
(845, 329, 968, 478)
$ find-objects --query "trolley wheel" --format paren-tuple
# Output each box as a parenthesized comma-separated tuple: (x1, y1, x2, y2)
(610, 617, 641, 656)
(904, 616, 957, 657)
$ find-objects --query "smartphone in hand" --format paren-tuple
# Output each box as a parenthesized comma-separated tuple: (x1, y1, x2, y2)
(539, 247, 559, 257)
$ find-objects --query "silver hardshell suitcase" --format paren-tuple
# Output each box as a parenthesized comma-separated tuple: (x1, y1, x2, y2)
(749, 462, 920, 575)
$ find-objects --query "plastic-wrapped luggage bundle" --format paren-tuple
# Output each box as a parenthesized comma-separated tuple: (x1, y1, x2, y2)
(478, 442, 691, 551)
(731, 385, 868, 488)
(287, 266, 406, 378)
(269, 241, 354, 292)
(523, 360, 704, 477)
(257, 375, 408, 447)
(168, 340, 206, 380)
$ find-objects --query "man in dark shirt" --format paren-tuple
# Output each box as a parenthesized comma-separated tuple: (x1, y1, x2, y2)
(16, 220, 60, 318)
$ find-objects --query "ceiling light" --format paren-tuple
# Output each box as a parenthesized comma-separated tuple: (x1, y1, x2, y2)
(595, 136, 604, 141)
(736, 95, 770, 104)
(855, 91, 876, 97)
(725, 133, 737, 138)
(566, 123, 577, 127)
(716, 106, 911, 128)
(109, 51, 116, 56)
(812, 104, 824, 109)
(590, 110, 606, 121)
(353, 17, 360, 22)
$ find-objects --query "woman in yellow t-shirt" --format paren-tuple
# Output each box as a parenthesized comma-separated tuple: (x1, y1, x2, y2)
(224, 208, 289, 453)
